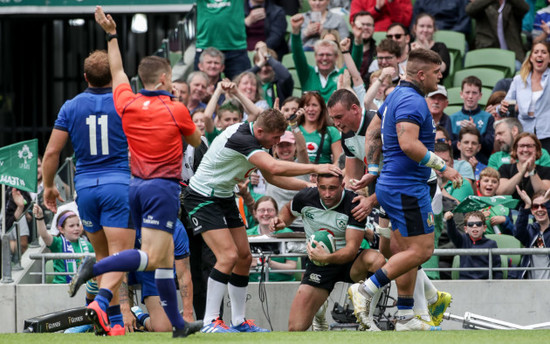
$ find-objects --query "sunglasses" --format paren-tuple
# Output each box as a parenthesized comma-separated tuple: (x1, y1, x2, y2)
(466, 221, 484, 228)
(435, 138, 448, 143)
(386, 34, 403, 39)
(532, 203, 547, 210)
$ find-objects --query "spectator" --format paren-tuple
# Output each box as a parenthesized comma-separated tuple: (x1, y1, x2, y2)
(280, 96, 301, 119)
(368, 38, 404, 85)
(410, 13, 451, 80)
(195, 0, 251, 81)
(411, 0, 471, 35)
(501, 42, 550, 152)
(477, 167, 514, 235)
(497, 132, 550, 206)
(244, 0, 288, 59)
(172, 79, 189, 105)
(197, 47, 225, 97)
(444, 210, 503, 279)
(466, 0, 529, 66)
(273, 0, 300, 15)
(5, 187, 32, 255)
(247, 196, 298, 282)
(350, 0, 412, 32)
(386, 23, 411, 65)
(366, 68, 393, 110)
(203, 81, 245, 143)
(233, 71, 269, 121)
(191, 110, 207, 136)
(457, 127, 486, 180)
(34, 205, 94, 284)
(514, 188, 550, 279)
(351, 11, 377, 84)
(489, 118, 550, 170)
(427, 85, 452, 136)
(436, 126, 475, 189)
(532, 1, 550, 44)
(247, 42, 294, 107)
(485, 90, 507, 123)
(435, 143, 474, 203)
(296, 91, 342, 165)
(321, 29, 344, 69)
(186, 71, 208, 114)
(300, 0, 349, 51)
(290, 13, 345, 102)
(449, 76, 495, 165)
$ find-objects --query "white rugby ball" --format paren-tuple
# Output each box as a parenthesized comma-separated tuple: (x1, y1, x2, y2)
(308, 230, 336, 266)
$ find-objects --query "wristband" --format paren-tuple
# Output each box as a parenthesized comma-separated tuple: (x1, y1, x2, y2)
(35, 217, 44, 221)
(529, 169, 536, 176)
(106, 33, 118, 42)
(292, 126, 301, 134)
(367, 164, 379, 176)
(419, 150, 446, 171)
(341, 50, 350, 54)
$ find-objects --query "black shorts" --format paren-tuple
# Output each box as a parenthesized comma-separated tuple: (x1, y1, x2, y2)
(182, 188, 244, 235)
(301, 250, 373, 292)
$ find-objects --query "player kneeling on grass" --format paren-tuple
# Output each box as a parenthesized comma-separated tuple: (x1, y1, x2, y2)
(269, 173, 386, 331)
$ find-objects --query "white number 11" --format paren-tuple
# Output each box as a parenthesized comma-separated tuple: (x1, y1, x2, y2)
(86, 115, 109, 155)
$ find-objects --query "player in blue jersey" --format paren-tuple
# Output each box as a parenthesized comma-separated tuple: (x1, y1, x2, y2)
(42, 50, 134, 336)
(120, 219, 194, 332)
(347, 48, 462, 331)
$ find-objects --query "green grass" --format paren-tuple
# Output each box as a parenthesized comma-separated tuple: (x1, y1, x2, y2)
(1, 330, 549, 344)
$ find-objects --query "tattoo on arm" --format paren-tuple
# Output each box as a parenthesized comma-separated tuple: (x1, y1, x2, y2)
(366, 128, 382, 164)
(396, 123, 406, 138)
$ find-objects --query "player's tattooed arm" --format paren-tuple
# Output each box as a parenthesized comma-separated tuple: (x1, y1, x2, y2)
(366, 127, 382, 165)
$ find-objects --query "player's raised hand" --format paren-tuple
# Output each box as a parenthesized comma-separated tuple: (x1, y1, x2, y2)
(269, 217, 286, 232)
(95, 6, 116, 34)
(442, 166, 463, 189)
(43, 185, 64, 213)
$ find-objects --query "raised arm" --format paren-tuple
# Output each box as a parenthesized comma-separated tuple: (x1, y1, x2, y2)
(33, 203, 53, 247)
(249, 150, 341, 177)
(340, 38, 363, 88)
(95, 6, 129, 90)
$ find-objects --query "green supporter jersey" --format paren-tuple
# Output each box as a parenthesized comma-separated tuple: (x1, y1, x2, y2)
(444, 179, 474, 203)
(488, 149, 550, 170)
(196, 0, 247, 50)
(299, 125, 341, 164)
(247, 226, 297, 282)
(48, 236, 94, 284)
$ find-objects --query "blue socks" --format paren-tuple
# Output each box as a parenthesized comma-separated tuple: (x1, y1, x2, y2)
(92, 249, 148, 276)
(108, 305, 124, 327)
(397, 296, 414, 311)
(155, 268, 185, 330)
(95, 288, 113, 312)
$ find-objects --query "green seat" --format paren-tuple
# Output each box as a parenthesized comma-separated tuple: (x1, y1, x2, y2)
(446, 86, 492, 107)
(373, 31, 386, 45)
(464, 48, 516, 78)
(453, 68, 506, 89)
(292, 88, 303, 97)
(452, 254, 509, 279)
(282, 51, 316, 70)
(289, 69, 301, 89)
(45, 260, 55, 284)
(485, 234, 523, 268)
(434, 30, 466, 60)
(247, 50, 256, 65)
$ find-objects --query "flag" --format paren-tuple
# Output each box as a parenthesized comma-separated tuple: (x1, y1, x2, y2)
(0, 139, 38, 193)
(453, 195, 519, 213)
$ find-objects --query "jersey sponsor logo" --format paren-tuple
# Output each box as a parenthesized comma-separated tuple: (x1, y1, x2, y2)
(143, 215, 160, 226)
(304, 211, 315, 220)
(81, 219, 93, 228)
(142, 100, 151, 110)
(308, 273, 321, 283)
(306, 142, 319, 154)
(207, 0, 231, 9)
(166, 220, 174, 229)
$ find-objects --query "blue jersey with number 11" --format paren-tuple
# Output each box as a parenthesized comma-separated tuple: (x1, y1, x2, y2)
(377, 81, 435, 185)
(54, 88, 130, 177)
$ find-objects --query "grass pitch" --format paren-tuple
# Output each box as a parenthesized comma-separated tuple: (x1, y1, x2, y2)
(1, 330, 549, 344)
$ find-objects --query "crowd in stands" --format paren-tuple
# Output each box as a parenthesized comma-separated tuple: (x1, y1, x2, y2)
(4, 0, 550, 334)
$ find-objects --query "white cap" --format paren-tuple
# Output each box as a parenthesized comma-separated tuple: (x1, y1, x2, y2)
(427, 85, 447, 98)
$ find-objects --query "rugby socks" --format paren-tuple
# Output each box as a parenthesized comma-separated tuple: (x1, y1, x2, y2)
(155, 268, 186, 330)
(204, 268, 230, 325)
(92, 249, 148, 276)
(95, 288, 113, 312)
(413, 272, 430, 321)
(421, 269, 439, 305)
(396, 296, 415, 320)
(228, 273, 249, 326)
(363, 269, 391, 296)
(107, 305, 124, 327)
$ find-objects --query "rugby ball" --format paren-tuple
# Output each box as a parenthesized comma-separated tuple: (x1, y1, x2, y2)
(308, 230, 336, 266)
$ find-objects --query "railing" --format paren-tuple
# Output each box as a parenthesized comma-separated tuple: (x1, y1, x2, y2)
(29, 253, 94, 284)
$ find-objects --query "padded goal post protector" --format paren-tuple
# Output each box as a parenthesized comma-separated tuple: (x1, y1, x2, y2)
(23, 307, 91, 333)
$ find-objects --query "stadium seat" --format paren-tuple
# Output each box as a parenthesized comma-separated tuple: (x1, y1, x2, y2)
(445, 105, 463, 116)
(464, 48, 516, 78)
(46, 260, 54, 284)
(485, 234, 523, 269)
(248, 50, 256, 65)
(434, 30, 466, 60)
(373, 31, 386, 45)
(446, 86, 492, 107)
(453, 68, 506, 89)
(282, 51, 316, 70)
(289, 69, 301, 89)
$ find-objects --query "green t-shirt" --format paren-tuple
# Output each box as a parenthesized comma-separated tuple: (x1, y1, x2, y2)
(196, 0, 247, 50)
(488, 148, 550, 170)
(247, 226, 298, 282)
(205, 127, 222, 145)
(299, 125, 341, 164)
(48, 236, 94, 284)
(444, 179, 474, 203)
(483, 204, 511, 235)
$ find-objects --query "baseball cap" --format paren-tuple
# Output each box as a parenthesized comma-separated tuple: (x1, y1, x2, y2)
(427, 85, 447, 98)
(279, 131, 295, 144)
